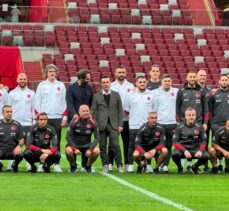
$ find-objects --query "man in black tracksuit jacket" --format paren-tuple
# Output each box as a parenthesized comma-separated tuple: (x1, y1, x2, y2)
(24, 112, 60, 173)
(66, 105, 100, 173)
(133, 112, 167, 173)
(208, 74, 229, 134)
(172, 107, 209, 174)
(176, 72, 209, 128)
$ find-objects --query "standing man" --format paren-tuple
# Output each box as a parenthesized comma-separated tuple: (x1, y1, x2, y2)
(66, 68, 93, 123)
(0, 105, 25, 172)
(172, 107, 209, 174)
(24, 112, 61, 173)
(176, 71, 209, 172)
(208, 74, 229, 171)
(152, 74, 178, 172)
(7, 73, 35, 171)
(66, 105, 100, 173)
(108, 66, 134, 171)
(0, 84, 8, 119)
(146, 64, 161, 91)
(124, 74, 154, 172)
(197, 69, 211, 171)
(91, 75, 124, 173)
(35, 64, 67, 172)
(133, 112, 167, 173)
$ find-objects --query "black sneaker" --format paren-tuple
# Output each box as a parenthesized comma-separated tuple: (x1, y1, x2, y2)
(153, 167, 160, 174)
(211, 167, 219, 174)
(85, 166, 92, 173)
(225, 168, 229, 173)
(218, 165, 223, 172)
(31, 165, 37, 173)
(191, 165, 199, 174)
(11, 163, 18, 172)
(69, 166, 77, 173)
(43, 164, 50, 173)
(137, 165, 144, 174)
(185, 166, 192, 173)
(203, 166, 210, 172)
(178, 167, 184, 174)
(0, 162, 3, 172)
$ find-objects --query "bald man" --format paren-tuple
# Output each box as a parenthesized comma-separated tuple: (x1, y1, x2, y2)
(7, 73, 35, 171)
(65, 105, 100, 173)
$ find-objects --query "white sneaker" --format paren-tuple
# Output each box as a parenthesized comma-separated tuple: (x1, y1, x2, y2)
(108, 164, 113, 171)
(81, 167, 87, 172)
(91, 167, 95, 173)
(26, 162, 32, 172)
(37, 164, 44, 172)
(162, 166, 168, 172)
(7, 160, 14, 171)
(127, 164, 134, 172)
(53, 164, 63, 173)
(146, 165, 153, 173)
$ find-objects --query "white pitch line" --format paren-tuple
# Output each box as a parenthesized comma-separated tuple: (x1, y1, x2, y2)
(101, 173, 193, 211)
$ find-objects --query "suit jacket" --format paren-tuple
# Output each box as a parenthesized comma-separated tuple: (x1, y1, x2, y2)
(90, 90, 123, 131)
(66, 83, 94, 122)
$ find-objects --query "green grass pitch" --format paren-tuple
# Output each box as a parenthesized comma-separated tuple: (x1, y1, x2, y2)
(0, 128, 229, 211)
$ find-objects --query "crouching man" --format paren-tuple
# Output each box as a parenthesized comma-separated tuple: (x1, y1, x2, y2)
(0, 105, 25, 172)
(24, 112, 61, 173)
(65, 105, 100, 173)
(172, 107, 209, 174)
(133, 112, 167, 174)
(208, 119, 229, 174)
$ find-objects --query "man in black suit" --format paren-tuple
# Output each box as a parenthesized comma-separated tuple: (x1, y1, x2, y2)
(91, 75, 124, 173)
(66, 68, 94, 123)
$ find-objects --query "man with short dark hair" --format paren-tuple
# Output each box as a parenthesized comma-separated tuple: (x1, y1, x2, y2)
(66, 68, 93, 123)
(133, 112, 167, 174)
(172, 107, 209, 174)
(0, 105, 25, 172)
(24, 112, 61, 173)
(66, 105, 100, 173)
(91, 75, 124, 173)
(208, 119, 229, 173)
(146, 64, 161, 91)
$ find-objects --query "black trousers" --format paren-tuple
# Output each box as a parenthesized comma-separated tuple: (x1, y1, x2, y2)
(99, 123, 123, 167)
(162, 124, 177, 166)
(0, 149, 23, 165)
(48, 118, 62, 163)
(24, 149, 61, 167)
(108, 121, 130, 165)
(172, 149, 209, 169)
(128, 129, 138, 165)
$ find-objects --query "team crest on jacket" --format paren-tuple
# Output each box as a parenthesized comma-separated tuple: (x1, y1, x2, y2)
(57, 87, 61, 91)
(127, 88, 130, 92)
(45, 134, 50, 139)
(0, 93, 2, 97)
(11, 125, 16, 131)
(196, 93, 200, 98)
(156, 131, 160, 136)
(171, 92, 174, 96)
(87, 124, 92, 129)
(194, 129, 199, 135)
(147, 96, 151, 101)
(27, 94, 31, 98)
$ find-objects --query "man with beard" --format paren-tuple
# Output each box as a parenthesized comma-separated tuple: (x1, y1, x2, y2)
(208, 119, 229, 173)
(152, 74, 178, 172)
(208, 74, 229, 172)
(172, 107, 209, 174)
(124, 74, 154, 172)
(35, 64, 67, 172)
(176, 71, 209, 172)
(7, 73, 35, 171)
(133, 112, 167, 174)
(66, 68, 93, 123)
(108, 66, 134, 171)
(146, 64, 161, 91)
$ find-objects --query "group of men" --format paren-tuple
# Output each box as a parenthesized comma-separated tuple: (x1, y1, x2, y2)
(1, 63, 229, 174)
